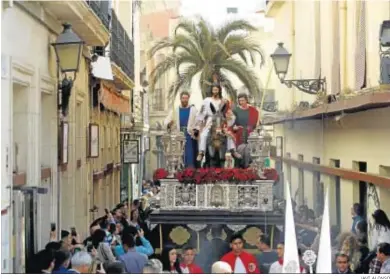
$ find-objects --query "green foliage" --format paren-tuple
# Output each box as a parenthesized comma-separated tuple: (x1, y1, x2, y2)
(148, 17, 264, 100)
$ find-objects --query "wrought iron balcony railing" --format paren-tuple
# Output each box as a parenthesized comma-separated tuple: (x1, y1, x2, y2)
(86, 0, 111, 30)
(110, 10, 135, 81)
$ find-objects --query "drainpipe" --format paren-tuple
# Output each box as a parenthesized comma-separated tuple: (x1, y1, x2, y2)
(291, 1, 296, 106)
(341, 0, 348, 90)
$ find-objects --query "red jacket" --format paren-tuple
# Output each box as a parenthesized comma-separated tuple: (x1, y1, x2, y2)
(180, 263, 203, 274)
(221, 251, 260, 274)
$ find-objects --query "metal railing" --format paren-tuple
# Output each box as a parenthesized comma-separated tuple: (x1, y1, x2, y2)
(110, 10, 135, 81)
(86, 0, 111, 30)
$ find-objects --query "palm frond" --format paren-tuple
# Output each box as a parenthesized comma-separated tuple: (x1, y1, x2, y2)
(198, 65, 214, 98)
(217, 20, 257, 43)
(223, 35, 265, 66)
(168, 65, 200, 100)
(219, 72, 237, 100)
(149, 54, 177, 92)
(219, 58, 260, 98)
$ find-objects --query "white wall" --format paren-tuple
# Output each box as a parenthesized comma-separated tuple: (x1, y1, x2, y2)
(1, 5, 58, 268)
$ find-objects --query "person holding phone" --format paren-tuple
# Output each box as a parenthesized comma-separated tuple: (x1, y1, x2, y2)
(114, 228, 153, 257)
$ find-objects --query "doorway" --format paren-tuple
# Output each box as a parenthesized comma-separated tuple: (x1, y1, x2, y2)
(12, 189, 37, 273)
(358, 161, 368, 218)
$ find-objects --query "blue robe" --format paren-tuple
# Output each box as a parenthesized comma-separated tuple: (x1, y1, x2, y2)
(180, 107, 198, 168)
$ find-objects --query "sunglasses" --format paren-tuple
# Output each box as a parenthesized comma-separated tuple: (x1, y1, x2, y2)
(337, 261, 347, 264)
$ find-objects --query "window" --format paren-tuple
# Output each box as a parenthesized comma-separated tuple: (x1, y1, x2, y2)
(298, 154, 304, 205)
(227, 7, 238, 14)
(151, 88, 164, 111)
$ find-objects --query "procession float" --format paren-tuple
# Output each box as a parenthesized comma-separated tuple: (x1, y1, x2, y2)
(147, 123, 284, 272)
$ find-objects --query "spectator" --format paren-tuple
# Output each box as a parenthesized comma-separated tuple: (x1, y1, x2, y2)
(71, 251, 93, 274)
(83, 224, 100, 248)
(333, 253, 353, 274)
(161, 245, 182, 273)
(105, 261, 125, 274)
(60, 230, 72, 251)
(256, 235, 278, 274)
(45, 241, 62, 252)
(351, 203, 364, 234)
(143, 259, 163, 273)
(52, 250, 77, 274)
(92, 229, 116, 265)
(114, 228, 153, 257)
(28, 249, 55, 274)
(129, 209, 141, 230)
(211, 261, 232, 274)
(377, 242, 390, 273)
(180, 246, 203, 273)
(370, 209, 390, 250)
(119, 232, 148, 273)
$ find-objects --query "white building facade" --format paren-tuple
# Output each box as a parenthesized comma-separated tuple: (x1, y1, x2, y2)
(1, 2, 58, 272)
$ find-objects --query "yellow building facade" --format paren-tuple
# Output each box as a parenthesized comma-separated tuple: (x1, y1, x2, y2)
(264, 0, 390, 237)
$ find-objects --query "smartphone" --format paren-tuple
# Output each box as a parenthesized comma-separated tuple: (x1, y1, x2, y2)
(71, 227, 77, 236)
(104, 208, 109, 214)
(50, 223, 56, 232)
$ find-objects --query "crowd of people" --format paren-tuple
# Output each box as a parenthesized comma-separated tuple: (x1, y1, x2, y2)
(293, 202, 390, 274)
(26, 177, 390, 275)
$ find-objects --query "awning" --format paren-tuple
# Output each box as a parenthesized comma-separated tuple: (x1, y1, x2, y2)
(99, 82, 130, 114)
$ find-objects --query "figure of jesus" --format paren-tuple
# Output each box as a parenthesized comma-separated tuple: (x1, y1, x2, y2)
(194, 84, 242, 162)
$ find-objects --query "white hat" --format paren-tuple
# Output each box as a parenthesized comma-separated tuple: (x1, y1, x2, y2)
(211, 261, 232, 274)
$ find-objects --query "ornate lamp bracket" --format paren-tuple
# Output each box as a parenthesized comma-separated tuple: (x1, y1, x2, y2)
(281, 77, 326, 95)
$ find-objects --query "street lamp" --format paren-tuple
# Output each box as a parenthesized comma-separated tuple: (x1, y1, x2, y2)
(52, 23, 84, 116)
(51, 23, 83, 242)
(270, 42, 326, 95)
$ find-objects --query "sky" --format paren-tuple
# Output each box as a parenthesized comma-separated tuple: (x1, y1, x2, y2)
(180, 0, 266, 27)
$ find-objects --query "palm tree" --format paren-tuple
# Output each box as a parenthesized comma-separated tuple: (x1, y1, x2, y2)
(148, 17, 264, 100)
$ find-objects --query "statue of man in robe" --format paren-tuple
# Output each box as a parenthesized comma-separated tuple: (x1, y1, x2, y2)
(163, 91, 198, 168)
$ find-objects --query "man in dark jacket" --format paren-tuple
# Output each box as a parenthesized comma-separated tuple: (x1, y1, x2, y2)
(333, 253, 354, 274)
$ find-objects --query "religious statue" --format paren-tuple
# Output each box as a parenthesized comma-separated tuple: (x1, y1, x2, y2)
(194, 83, 242, 167)
(228, 93, 260, 168)
(163, 91, 198, 168)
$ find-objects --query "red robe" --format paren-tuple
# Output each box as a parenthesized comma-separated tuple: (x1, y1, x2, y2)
(230, 105, 260, 146)
(180, 263, 203, 274)
(220, 251, 260, 274)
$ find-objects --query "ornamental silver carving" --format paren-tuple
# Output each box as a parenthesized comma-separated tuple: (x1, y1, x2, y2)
(175, 184, 196, 207)
(227, 224, 247, 232)
(302, 250, 317, 266)
(210, 184, 225, 207)
(158, 179, 274, 211)
(238, 186, 258, 208)
(187, 224, 207, 232)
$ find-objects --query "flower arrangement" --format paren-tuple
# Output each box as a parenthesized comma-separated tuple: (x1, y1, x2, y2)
(153, 168, 169, 180)
(153, 167, 278, 184)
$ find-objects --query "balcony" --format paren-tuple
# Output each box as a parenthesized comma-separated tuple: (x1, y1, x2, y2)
(265, 0, 285, 17)
(110, 10, 135, 82)
(86, 0, 111, 31)
(40, 1, 110, 46)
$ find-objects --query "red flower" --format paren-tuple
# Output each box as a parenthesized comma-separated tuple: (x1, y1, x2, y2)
(165, 167, 278, 184)
(153, 168, 169, 180)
